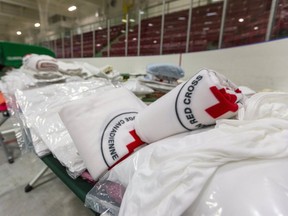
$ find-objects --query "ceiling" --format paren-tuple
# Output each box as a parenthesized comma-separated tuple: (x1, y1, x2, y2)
(0, 0, 107, 43)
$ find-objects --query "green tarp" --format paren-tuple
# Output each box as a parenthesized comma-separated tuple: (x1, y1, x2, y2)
(0, 41, 55, 68)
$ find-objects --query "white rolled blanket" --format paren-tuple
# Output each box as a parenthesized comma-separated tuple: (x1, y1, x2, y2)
(22, 54, 58, 71)
(59, 87, 147, 180)
(135, 69, 244, 143)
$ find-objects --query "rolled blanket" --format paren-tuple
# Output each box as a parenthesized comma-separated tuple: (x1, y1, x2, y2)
(59, 87, 147, 180)
(135, 69, 244, 143)
(22, 54, 58, 71)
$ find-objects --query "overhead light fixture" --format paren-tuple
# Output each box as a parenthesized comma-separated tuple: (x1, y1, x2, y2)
(206, 12, 217, 16)
(139, 10, 144, 15)
(148, 23, 153, 27)
(16, 31, 22, 35)
(178, 17, 186, 20)
(129, 18, 135, 22)
(153, 40, 157, 44)
(98, 26, 102, 30)
(68, 5, 77, 12)
(34, 23, 40, 28)
(96, 43, 101, 47)
(122, 19, 127, 23)
(95, 12, 99, 17)
(238, 18, 244, 22)
(254, 26, 259, 30)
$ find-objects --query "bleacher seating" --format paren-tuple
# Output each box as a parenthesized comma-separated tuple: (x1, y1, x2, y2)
(44, 0, 279, 58)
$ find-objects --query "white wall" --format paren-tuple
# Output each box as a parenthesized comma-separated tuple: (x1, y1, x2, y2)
(66, 38, 288, 92)
(181, 39, 288, 91)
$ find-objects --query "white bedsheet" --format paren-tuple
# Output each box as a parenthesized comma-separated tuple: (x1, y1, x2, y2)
(117, 91, 288, 216)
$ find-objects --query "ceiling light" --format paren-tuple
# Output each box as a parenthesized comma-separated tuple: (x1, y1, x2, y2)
(153, 40, 157, 43)
(139, 10, 145, 15)
(96, 44, 101, 47)
(133, 38, 137, 41)
(254, 26, 259, 30)
(34, 23, 40, 28)
(95, 12, 99, 17)
(148, 23, 153, 27)
(122, 19, 127, 23)
(98, 26, 102, 30)
(129, 18, 135, 22)
(16, 31, 22, 35)
(178, 17, 186, 20)
(206, 12, 217, 16)
(238, 18, 244, 22)
(68, 5, 77, 12)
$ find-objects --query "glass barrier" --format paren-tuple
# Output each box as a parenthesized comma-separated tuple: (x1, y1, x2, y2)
(271, 0, 288, 39)
(39, 0, 288, 58)
(222, 0, 272, 48)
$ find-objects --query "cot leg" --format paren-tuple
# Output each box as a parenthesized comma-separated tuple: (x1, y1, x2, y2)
(0, 134, 14, 163)
(25, 166, 49, 192)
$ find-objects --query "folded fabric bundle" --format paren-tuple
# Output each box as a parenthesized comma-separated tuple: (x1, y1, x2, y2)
(33, 71, 63, 80)
(135, 68, 244, 143)
(237, 92, 288, 120)
(57, 61, 83, 76)
(22, 54, 58, 72)
(20, 67, 66, 84)
(59, 87, 147, 180)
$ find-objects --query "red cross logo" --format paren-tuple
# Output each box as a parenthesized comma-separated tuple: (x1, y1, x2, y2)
(205, 86, 239, 119)
(109, 129, 144, 169)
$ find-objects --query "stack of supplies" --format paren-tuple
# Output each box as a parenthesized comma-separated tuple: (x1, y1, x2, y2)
(22, 54, 65, 83)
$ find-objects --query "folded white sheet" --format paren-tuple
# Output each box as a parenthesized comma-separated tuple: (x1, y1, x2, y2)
(57, 61, 84, 76)
(237, 91, 288, 120)
(59, 87, 147, 180)
(22, 54, 58, 71)
(119, 117, 288, 216)
(135, 68, 244, 143)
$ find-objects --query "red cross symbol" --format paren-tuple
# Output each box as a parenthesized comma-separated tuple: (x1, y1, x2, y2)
(109, 129, 144, 169)
(126, 130, 144, 153)
(205, 86, 239, 119)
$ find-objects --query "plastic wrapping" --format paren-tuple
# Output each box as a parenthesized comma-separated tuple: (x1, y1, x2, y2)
(1, 69, 36, 96)
(183, 158, 288, 216)
(85, 177, 126, 216)
(122, 77, 154, 97)
(14, 79, 113, 178)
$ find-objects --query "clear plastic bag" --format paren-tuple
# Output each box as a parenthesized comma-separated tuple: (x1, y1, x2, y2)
(85, 177, 126, 216)
(14, 79, 113, 178)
